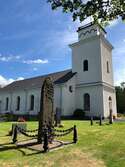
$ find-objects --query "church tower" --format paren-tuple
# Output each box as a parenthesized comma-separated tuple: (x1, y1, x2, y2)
(70, 23, 117, 118)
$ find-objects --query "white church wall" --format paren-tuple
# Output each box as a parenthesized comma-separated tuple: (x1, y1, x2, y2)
(0, 88, 41, 115)
(78, 24, 99, 41)
(0, 93, 5, 113)
(70, 36, 102, 85)
(0, 78, 76, 117)
(103, 86, 117, 118)
(61, 76, 76, 116)
(11, 90, 26, 115)
(0, 92, 11, 114)
(54, 85, 61, 112)
(100, 38, 114, 85)
(75, 85, 104, 117)
(26, 88, 41, 115)
(78, 24, 106, 41)
(54, 76, 76, 116)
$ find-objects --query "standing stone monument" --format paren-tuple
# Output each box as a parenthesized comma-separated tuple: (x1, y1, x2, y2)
(38, 77, 54, 143)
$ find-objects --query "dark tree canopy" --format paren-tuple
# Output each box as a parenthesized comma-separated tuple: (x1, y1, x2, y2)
(116, 85, 125, 114)
(48, 0, 125, 25)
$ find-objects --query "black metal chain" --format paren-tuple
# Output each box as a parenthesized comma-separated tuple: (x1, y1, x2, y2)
(24, 129, 38, 133)
(54, 127, 74, 133)
(15, 125, 74, 138)
(16, 126, 38, 138)
(53, 128, 73, 137)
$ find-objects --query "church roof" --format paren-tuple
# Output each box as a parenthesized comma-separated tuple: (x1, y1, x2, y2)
(0, 69, 76, 92)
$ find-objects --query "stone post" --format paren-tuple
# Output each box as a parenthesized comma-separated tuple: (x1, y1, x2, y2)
(12, 126, 17, 143)
(109, 109, 113, 124)
(99, 115, 102, 126)
(90, 116, 93, 126)
(73, 125, 77, 143)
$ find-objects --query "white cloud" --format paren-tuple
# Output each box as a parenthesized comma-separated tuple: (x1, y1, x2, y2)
(33, 67, 38, 71)
(23, 59, 48, 64)
(0, 54, 49, 65)
(16, 77, 24, 81)
(0, 76, 24, 87)
(0, 54, 20, 62)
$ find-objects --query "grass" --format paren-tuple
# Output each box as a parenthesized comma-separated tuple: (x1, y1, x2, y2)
(0, 120, 125, 167)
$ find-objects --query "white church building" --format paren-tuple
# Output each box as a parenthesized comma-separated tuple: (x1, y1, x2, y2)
(0, 23, 117, 118)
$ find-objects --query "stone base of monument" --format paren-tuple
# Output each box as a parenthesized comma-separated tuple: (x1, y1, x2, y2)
(16, 139, 72, 152)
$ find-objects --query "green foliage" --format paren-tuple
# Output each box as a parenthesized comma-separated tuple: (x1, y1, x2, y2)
(48, 0, 125, 24)
(73, 108, 85, 119)
(116, 85, 125, 113)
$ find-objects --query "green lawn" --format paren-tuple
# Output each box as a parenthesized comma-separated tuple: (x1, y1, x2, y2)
(0, 120, 125, 167)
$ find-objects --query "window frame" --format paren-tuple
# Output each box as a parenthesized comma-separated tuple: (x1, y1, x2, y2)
(5, 97, 9, 111)
(16, 96, 20, 111)
(30, 95, 34, 111)
(107, 61, 110, 73)
(83, 60, 88, 71)
(84, 93, 90, 111)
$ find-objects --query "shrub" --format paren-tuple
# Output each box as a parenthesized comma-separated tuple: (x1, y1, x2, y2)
(73, 109, 85, 119)
(4, 113, 14, 121)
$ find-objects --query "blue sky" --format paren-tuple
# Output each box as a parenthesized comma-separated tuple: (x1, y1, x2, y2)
(0, 0, 124, 86)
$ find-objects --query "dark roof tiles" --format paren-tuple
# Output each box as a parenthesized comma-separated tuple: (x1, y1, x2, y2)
(0, 69, 76, 92)
(55, 71, 76, 84)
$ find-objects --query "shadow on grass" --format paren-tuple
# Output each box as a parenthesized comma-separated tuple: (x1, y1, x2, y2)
(0, 135, 9, 137)
(95, 121, 112, 126)
(0, 141, 34, 149)
(0, 139, 73, 156)
(17, 141, 74, 156)
(0, 142, 14, 147)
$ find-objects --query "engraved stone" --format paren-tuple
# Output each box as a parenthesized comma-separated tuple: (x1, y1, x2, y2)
(38, 77, 54, 143)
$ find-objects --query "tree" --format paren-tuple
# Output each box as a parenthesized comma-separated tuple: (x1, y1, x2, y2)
(115, 85, 125, 113)
(48, 0, 125, 25)
(121, 82, 125, 89)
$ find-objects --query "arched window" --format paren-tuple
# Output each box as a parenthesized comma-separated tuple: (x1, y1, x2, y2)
(109, 96, 112, 101)
(107, 61, 110, 73)
(69, 86, 73, 93)
(83, 60, 88, 71)
(84, 93, 90, 110)
(109, 96, 112, 110)
(16, 96, 20, 111)
(5, 97, 9, 111)
(30, 95, 34, 110)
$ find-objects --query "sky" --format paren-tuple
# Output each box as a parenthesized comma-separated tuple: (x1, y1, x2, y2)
(0, 0, 125, 86)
